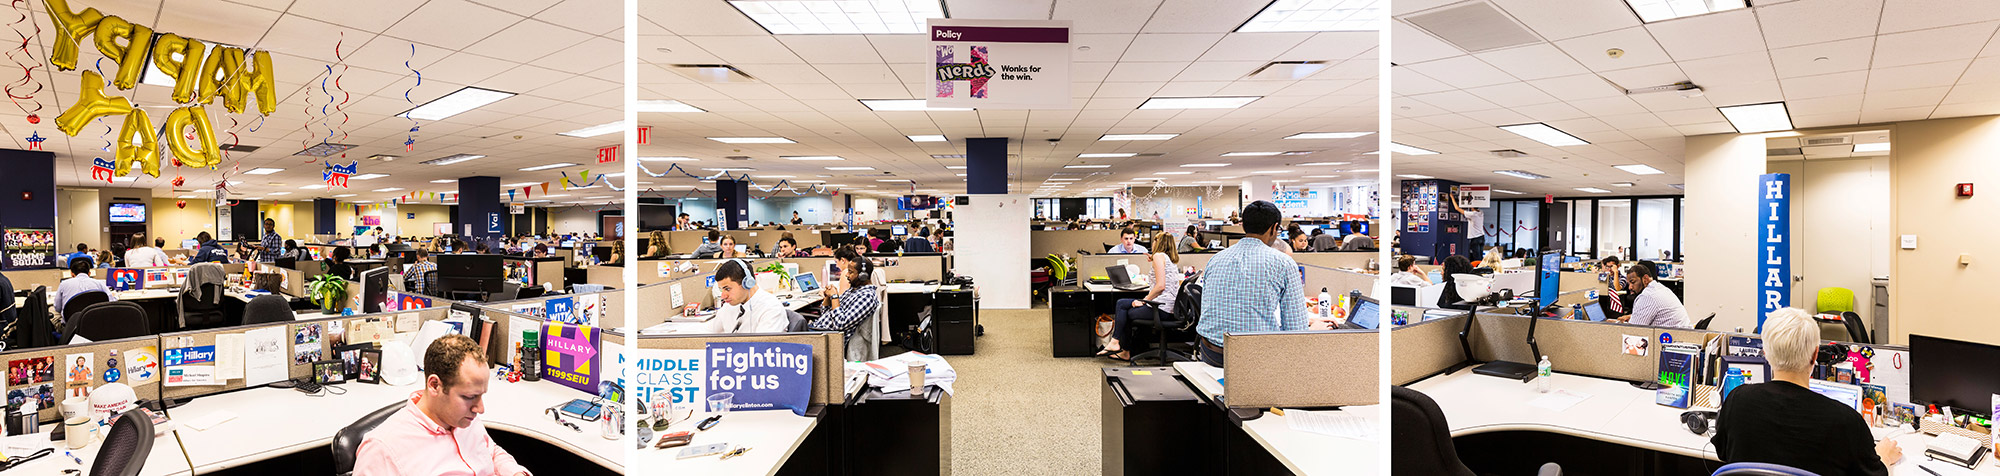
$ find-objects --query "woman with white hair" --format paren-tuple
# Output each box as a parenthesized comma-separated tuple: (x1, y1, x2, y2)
(1711, 307, 1900, 475)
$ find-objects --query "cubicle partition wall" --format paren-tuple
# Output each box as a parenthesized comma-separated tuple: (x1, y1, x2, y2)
(1391, 310, 1715, 386)
(478, 288, 628, 332)
(0, 335, 161, 423)
(1224, 330, 1380, 408)
(1031, 230, 1124, 260)
(1559, 271, 1603, 295)
(584, 265, 625, 288)
(1390, 313, 1472, 386)
(2, 268, 66, 292)
(1301, 264, 1379, 298)
(634, 272, 721, 330)
(661, 230, 826, 256)
(636, 332, 846, 408)
(158, 305, 455, 401)
(635, 257, 781, 285)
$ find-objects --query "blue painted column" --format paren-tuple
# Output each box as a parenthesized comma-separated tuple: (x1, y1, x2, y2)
(458, 176, 502, 247)
(715, 180, 750, 230)
(966, 137, 1008, 194)
(313, 198, 337, 236)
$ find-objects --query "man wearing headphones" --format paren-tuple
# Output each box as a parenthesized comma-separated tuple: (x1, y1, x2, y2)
(713, 259, 788, 333)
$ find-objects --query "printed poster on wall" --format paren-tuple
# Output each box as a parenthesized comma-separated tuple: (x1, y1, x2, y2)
(1756, 173, 1790, 332)
(540, 322, 601, 395)
(2, 228, 55, 270)
(927, 19, 1072, 110)
(704, 342, 813, 415)
(1457, 184, 1491, 208)
(545, 296, 583, 326)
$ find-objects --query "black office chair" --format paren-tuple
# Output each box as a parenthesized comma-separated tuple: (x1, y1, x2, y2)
(89, 409, 156, 476)
(1840, 311, 1871, 344)
(178, 283, 226, 330)
(274, 256, 297, 270)
(242, 294, 297, 325)
(64, 302, 149, 343)
(783, 309, 810, 332)
(1392, 386, 1560, 476)
(403, 270, 438, 296)
(61, 290, 110, 319)
(332, 401, 406, 476)
(516, 285, 546, 300)
(1695, 312, 1716, 330)
(1131, 274, 1201, 366)
(499, 282, 522, 301)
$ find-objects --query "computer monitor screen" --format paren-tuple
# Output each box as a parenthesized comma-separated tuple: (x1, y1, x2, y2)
(1911, 334, 2000, 417)
(1538, 252, 1562, 308)
(734, 244, 747, 254)
(562, 240, 576, 248)
(436, 254, 504, 280)
(182, 239, 200, 249)
(794, 272, 819, 294)
(892, 225, 907, 236)
(1347, 294, 1380, 329)
(1807, 380, 1863, 411)
(1209, 240, 1221, 248)
(360, 267, 390, 313)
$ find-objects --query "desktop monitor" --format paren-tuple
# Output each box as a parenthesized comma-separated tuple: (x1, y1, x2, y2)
(1807, 379, 1864, 411)
(1389, 286, 1416, 306)
(1344, 292, 1380, 330)
(794, 272, 820, 294)
(892, 225, 908, 236)
(1537, 252, 1562, 309)
(1911, 334, 2000, 417)
(359, 267, 390, 314)
(589, 244, 612, 263)
(436, 254, 506, 299)
(562, 239, 577, 248)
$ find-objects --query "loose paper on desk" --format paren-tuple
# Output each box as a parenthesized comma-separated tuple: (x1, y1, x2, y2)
(213, 333, 245, 381)
(394, 312, 421, 333)
(1287, 406, 1379, 440)
(1528, 389, 1592, 412)
(243, 326, 287, 387)
(670, 283, 683, 308)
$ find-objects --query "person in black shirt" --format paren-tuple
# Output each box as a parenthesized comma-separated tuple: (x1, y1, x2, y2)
(323, 246, 355, 280)
(1711, 307, 1900, 475)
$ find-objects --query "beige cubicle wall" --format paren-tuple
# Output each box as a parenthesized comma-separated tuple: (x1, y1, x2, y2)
(0, 334, 161, 423)
(1390, 313, 1472, 386)
(1031, 230, 1123, 260)
(5, 262, 250, 293)
(1224, 330, 1379, 408)
(660, 230, 826, 256)
(480, 288, 626, 332)
(585, 265, 625, 288)
(634, 272, 722, 330)
(636, 332, 846, 408)
(1303, 264, 1379, 298)
(159, 305, 455, 400)
(634, 257, 781, 285)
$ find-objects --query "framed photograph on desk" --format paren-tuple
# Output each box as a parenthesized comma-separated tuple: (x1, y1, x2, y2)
(313, 360, 346, 385)
(357, 349, 382, 384)
(335, 344, 372, 380)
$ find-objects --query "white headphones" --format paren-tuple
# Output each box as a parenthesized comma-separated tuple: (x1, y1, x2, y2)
(732, 259, 757, 288)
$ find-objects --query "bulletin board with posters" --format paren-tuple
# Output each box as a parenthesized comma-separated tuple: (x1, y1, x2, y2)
(2, 228, 57, 270)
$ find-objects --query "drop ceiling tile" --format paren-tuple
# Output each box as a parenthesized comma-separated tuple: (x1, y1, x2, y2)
(1768, 37, 1876, 79)
(1197, 33, 1314, 62)
(1599, 63, 1691, 91)
(1471, 43, 1592, 81)
(1701, 80, 1784, 106)
(1121, 33, 1227, 62)
(1779, 71, 1869, 99)
(1489, 0, 1642, 41)
(1278, 31, 1380, 62)
(1553, 27, 1673, 72)
(1879, 0, 2000, 34)
(1404, 55, 1518, 89)
(1106, 62, 1190, 82)
(1653, 108, 1727, 126)
(1465, 82, 1562, 108)
(382, 0, 521, 51)
(1566, 96, 1649, 116)
(1645, 9, 1766, 61)
(685, 35, 807, 64)
(1678, 51, 1777, 85)
(1870, 21, 1998, 69)
(1511, 101, 1590, 121)
(1866, 60, 1972, 91)
(1859, 105, 1935, 123)
(1526, 74, 1625, 101)
(1861, 86, 1950, 110)
(1755, 0, 1884, 48)
(1390, 20, 1466, 65)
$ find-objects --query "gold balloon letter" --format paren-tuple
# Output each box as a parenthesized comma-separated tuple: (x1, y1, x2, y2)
(41, 0, 103, 71)
(54, 70, 133, 136)
(91, 15, 154, 90)
(163, 105, 221, 169)
(151, 33, 206, 104)
(232, 49, 276, 116)
(115, 110, 160, 178)
(196, 46, 242, 106)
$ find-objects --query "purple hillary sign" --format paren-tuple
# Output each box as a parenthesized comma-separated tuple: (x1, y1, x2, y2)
(540, 322, 601, 395)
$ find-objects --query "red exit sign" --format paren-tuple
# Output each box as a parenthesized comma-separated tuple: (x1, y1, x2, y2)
(637, 126, 650, 145)
(597, 145, 619, 164)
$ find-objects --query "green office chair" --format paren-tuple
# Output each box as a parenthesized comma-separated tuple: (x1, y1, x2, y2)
(1047, 254, 1075, 286)
(1815, 287, 1855, 315)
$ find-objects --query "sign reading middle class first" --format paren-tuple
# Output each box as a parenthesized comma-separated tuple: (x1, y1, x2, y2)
(927, 18, 1072, 110)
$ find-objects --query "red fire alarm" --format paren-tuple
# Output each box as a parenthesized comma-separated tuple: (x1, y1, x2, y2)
(1958, 183, 1975, 197)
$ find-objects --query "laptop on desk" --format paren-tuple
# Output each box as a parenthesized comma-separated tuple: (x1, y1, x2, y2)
(1105, 266, 1149, 292)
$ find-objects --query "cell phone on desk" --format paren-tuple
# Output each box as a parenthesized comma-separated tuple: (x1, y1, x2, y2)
(559, 398, 603, 421)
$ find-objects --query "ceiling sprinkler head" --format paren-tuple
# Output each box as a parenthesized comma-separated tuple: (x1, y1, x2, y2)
(1606, 48, 1625, 59)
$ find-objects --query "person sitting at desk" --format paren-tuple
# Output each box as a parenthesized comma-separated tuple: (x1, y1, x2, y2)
(675, 213, 693, 231)
(1389, 255, 1430, 287)
(692, 230, 725, 258)
(1617, 260, 1689, 328)
(1599, 256, 1632, 315)
(280, 240, 310, 263)
(1309, 227, 1339, 252)
(1436, 255, 1474, 311)
(1109, 228, 1149, 254)
(1179, 225, 1202, 253)
(791, 211, 804, 225)
(713, 259, 788, 333)
(1098, 232, 1185, 362)
(407, 250, 437, 295)
(1482, 246, 1505, 272)
(57, 243, 91, 268)
(354, 334, 530, 476)
(324, 247, 356, 280)
(1340, 230, 1375, 251)
(1193, 201, 1304, 367)
(867, 232, 886, 254)
(530, 244, 549, 258)
(808, 248, 879, 338)
(606, 240, 625, 266)
(1711, 307, 1899, 475)
(775, 237, 809, 258)
(716, 235, 743, 258)
(123, 236, 170, 268)
(902, 232, 934, 253)
(1288, 229, 1311, 253)
(55, 256, 114, 315)
(191, 232, 231, 264)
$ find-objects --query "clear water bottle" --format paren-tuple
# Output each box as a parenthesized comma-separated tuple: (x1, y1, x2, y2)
(1536, 355, 1553, 393)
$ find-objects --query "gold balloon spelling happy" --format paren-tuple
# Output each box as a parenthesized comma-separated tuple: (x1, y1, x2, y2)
(43, 0, 277, 178)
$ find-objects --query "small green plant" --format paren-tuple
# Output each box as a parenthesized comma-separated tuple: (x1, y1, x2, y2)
(307, 273, 348, 314)
(756, 262, 794, 290)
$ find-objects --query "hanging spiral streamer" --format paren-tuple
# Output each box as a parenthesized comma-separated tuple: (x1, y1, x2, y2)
(331, 32, 350, 157)
(318, 64, 332, 147)
(403, 43, 421, 151)
(92, 58, 109, 151)
(299, 66, 318, 162)
(4, 0, 39, 123)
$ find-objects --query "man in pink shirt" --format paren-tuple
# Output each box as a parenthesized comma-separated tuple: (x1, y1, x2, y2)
(354, 334, 530, 476)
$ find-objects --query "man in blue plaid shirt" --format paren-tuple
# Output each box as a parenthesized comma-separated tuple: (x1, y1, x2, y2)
(1194, 200, 1305, 367)
(256, 218, 283, 262)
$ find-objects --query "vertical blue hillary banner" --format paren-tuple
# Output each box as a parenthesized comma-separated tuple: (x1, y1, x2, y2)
(1757, 173, 1791, 332)
(705, 342, 813, 415)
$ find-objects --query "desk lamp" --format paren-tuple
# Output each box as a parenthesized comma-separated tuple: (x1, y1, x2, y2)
(1448, 274, 1542, 382)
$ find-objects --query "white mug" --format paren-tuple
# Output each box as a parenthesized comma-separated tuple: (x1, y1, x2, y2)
(64, 417, 90, 449)
(61, 396, 88, 421)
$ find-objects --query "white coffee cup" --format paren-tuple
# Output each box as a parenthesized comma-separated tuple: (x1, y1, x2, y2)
(64, 416, 90, 449)
(61, 396, 88, 421)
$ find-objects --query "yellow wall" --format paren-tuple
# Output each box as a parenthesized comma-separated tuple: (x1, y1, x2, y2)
(398, 204, 452, 237)
(1885, 116, 2000, 345)
(148, 197, 217, 245)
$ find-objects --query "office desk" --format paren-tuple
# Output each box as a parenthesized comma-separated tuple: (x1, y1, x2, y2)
(637, 297, 820, 335)
(1409, 368, 1992, 475)
(26, 354, 624, 475)
(1172, 361, 1376, 475)
(634, 409, 819, 476)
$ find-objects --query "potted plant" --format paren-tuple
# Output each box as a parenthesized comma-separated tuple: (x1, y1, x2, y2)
(308, 273, 348, 314)
(755, 262, 794, 291)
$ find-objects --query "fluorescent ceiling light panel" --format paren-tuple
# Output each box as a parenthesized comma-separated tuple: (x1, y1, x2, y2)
(1396, 174, 1433, 179)
(1494, 189, 1522, 195)
(431, 179, 457, 183)
(520, 163, 578, 171)
(400, 87, 515, 121)
(1079, 153, 1137, 158)
(373, 188, 404, 192)
(640, 156, 697, 162)
(1155, 171, 1192, 175)
(1064, 165, 1111, 169)
(782, 156, 844, 161)
(300, 184, 327, 189)
(635, 99, 706, 113)
(1100, 134, 1178, 141)
(267, 192, 290, 196)
(945, 166, 966, 169)
(1611, 182, 1634, 187)
(708, 137, 795, 144)
(1623, 0, 1746, 23)
(859, 99, 970, 111)
(349, 173, 389, 180)
(1238, 0, 1381, 32)
(1283, 131, 1374, 139)
(420, 154, 484, 166)
(1252, 170, 1293, 174)
(505, 182, 541, 187)
(1499, 123, 1589, 147)
(1493, 170, 1549, 180)
(243, 167, 283, 175)
(1854, 143, 1890, 153)
(558, 121, 627, 138)
(1717, 102, 1794, 133)
(334, 194, 356, 198)
(1389, 142, 1438, 155)
(1138, 96, 1261, 109)
(729, 0, 945, 35)
(1613, 164, 1665, 175)
(1180, 163, 1230, 167)
(1575, 187, 1612, 193)
(1222, 151, 1283, 157)
(907, 135, 947, 142)
(824, 166, 875, 170)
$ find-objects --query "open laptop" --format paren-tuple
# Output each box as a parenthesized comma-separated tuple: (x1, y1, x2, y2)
(794, 272, 820, 295)
(1574, 303, 1608, 322)
(1341, 292, 1380, 329)
(1808, 380, 1863, 410)
(1104, 266, 1149, 291)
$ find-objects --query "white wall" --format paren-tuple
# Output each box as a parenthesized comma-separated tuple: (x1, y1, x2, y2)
(56, 189, 102, 251)
(749, 196, 834, 224)
(549, 206, 607, 235)
(1769, 156, 1892, 316)
(854, 198, 880, 221)
(957, 194, 1031, 308)
(1684, 133, 1777, 332)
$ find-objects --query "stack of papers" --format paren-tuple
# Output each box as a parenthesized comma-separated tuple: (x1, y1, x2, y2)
(1285, 405, 1379, 441)
(854, 352, 959, 396)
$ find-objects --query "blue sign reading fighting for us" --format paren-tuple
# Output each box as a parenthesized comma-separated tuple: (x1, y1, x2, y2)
(705, 342, 813, 416)
(1757, 173, 1791, 332)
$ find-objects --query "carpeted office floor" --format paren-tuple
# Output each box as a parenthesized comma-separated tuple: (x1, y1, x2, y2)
(944, 305, 1116, 475)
